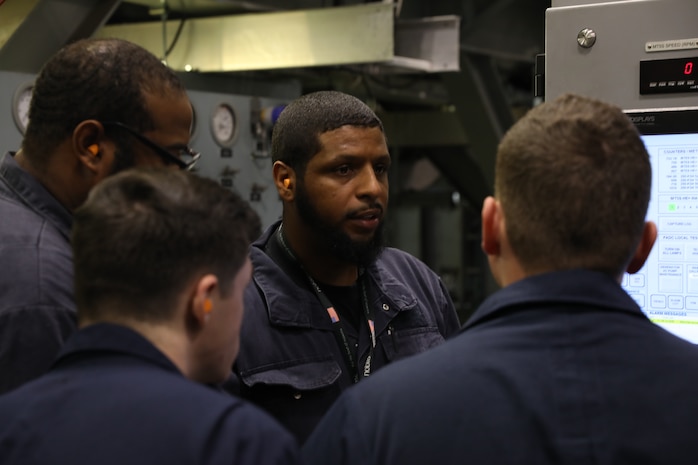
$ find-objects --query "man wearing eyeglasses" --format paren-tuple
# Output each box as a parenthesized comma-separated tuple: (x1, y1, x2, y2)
(0, 38, 200, 394)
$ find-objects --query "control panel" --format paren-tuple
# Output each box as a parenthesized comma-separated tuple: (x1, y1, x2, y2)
(188, 89, 290, 229)
(545, 0, 698, 109)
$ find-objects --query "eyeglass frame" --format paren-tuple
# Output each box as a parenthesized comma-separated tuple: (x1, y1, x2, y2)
(100, 121, 200, 171)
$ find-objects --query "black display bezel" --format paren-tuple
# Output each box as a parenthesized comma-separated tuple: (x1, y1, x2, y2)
(639, 57, 698, 95)
(625, 107, 698, 134)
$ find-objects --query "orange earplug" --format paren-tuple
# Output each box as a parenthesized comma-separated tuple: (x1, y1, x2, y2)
(203, 299, 212, 313)
(87, 144, 99, 156)
(283, 178, 290, 188)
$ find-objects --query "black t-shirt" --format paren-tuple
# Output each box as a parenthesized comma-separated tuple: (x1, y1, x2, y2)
(264, 229, 362, 331)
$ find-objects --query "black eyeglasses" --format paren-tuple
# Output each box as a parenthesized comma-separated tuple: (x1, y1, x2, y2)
(101, 121, 200, 171)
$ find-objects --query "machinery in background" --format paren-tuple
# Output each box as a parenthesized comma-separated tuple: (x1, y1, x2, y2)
(544, 0, 698, 342)
(187, 89, 292, 229)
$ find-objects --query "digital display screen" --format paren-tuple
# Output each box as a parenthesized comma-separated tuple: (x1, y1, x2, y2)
(622, 107, 698, 343)
(640, 57, 698, 94)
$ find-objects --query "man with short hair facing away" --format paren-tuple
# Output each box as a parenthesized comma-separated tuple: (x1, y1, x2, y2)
(231, 90, 461, 443)
(0, 38, 202, 393)
(303, 94, 698, 465)
(0, 169, 300, 465)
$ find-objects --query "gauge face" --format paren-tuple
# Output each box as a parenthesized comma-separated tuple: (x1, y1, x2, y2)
(210, 103, 237, 147)
(12, 83, 34, 134)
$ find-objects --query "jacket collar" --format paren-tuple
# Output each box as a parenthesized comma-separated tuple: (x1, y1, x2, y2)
(249, 221, 418, 330)
(55, 322, 182, 374)
(0, 152, 72, 240)
(463, 269, 645, 332)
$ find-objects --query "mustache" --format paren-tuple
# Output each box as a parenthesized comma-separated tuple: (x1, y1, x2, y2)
(346, 203, 384, 219)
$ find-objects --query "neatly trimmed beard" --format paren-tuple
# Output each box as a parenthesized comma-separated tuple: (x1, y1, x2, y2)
(295, 181, 385, 267)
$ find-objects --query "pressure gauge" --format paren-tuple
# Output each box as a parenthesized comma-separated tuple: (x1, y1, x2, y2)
(12, 82, 34, 134)
(210, 103, 238, 147)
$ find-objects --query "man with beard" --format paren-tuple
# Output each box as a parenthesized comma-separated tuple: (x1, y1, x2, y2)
(0, 38, 199, 393)
(230, 90, 460, 443)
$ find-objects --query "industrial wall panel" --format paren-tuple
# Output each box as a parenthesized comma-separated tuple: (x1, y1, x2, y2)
(546, 0, 698, 109)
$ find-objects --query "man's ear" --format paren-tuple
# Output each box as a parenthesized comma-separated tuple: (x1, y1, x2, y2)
(626, 221, 658, 274)
(481, 196, 502, 256)
(72, 120, 105, 174)
(273, 161, 295, 202)
(190, 274, 219, 328)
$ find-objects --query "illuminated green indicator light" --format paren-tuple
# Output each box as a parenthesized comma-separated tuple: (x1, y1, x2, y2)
(668, 203, 677, 212)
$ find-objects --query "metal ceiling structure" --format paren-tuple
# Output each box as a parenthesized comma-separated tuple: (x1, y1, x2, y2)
(96, 4, 460, 74)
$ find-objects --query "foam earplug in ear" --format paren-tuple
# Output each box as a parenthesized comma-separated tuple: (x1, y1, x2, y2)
(87, 144, 99, 156)
(283, 178, 290, 188)
(203, 299, 213, 313)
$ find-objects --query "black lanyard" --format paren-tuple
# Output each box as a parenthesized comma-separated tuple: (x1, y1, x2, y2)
(276, 225, 376, 383)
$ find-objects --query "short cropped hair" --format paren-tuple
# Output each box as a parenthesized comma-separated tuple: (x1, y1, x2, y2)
(495, 93, 651, 277)
(73, 169, 261, 323)
(271, 90, 384, 176)
(23, 38, 185, 169)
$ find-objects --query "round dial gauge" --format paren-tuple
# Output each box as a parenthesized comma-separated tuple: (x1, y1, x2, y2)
(210, 103, 237, 147)
(12, 82, 34, 134)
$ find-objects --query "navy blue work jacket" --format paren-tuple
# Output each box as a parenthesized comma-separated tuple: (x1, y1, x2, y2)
(230, 221, 460, 443)
(0, 152, 76, 394)
(0, 323, 300, 465)
(303, 269, 698, 465)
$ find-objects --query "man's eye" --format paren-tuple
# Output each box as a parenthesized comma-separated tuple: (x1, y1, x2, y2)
(375, 164, 388, 175)
(336, 166, 351, 175)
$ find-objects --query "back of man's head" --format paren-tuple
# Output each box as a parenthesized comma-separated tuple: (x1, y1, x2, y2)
(22, 38, 185, 169)
(72, 168, 261, 324)
(271, 90, 384, 176)
(496, 93, 651, 277)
